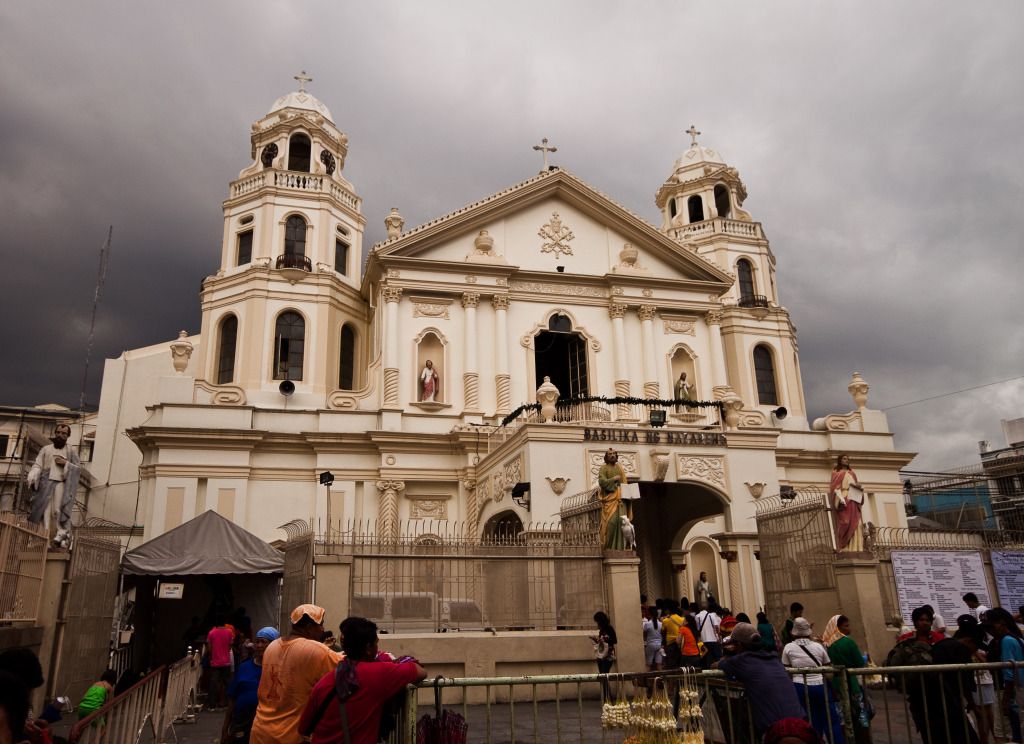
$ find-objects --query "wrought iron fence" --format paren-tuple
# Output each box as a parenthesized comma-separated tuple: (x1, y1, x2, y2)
(0, 513, 48, 622)
(307, 519, 605, 633)
(280, 519, 314, 632)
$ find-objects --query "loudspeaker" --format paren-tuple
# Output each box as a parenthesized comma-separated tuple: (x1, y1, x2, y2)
(772, 406, 788, 421)
(279, 380, 296, 396)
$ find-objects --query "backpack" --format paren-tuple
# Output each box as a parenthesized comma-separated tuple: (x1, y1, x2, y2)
(885, 638, 933, 668)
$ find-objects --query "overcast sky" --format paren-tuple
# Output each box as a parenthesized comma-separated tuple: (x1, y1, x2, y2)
(1, 1, 1021, 471)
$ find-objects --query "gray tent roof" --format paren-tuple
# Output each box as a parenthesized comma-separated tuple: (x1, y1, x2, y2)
(122, 510, 284, 575)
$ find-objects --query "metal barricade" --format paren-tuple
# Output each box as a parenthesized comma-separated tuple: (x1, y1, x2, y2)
(157, 648, 202, 736)
(388, 661, 1024, 744)
(70, 666, 164, 744)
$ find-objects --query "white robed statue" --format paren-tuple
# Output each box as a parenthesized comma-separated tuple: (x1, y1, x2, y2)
(674, 372, 694, 412)
(27, 422, 80, 547)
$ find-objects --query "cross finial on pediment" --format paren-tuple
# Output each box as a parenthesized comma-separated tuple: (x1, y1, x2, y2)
(294, 70, 313, 93)
(686, 124, 701, 147)
(533, 137, 558, 171)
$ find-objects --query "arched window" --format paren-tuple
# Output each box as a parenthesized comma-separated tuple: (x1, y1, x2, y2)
(753, 345, 779, 406)
(217, 315, 238, 384)
(737, 259, 756, 301)
(548, 313, 572, 333)
(287, 133, 311, 172)
(339, 324, 356, 390)
(273, 311, 305, 381)
(687, 195, 704, 223)
(284, 216, 307, 259)
(714, 184, 732, 219)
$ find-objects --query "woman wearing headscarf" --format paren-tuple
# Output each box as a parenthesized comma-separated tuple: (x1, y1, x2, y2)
(782, 617, 845, 744)
(822, 615, 872, 744)
(222, 626, 279, 744)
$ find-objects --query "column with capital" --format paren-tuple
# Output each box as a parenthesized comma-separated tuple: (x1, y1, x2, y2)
(705, 309, 733, 400)
(376, 479, 405, 589)
(638, 305, 660, 399)
(719, 550, 742, 610)
(462, 292, 481, 412)
(609, 302, 632, 417)
(492, 295, 511, 414)
(382, 286, 403, 406)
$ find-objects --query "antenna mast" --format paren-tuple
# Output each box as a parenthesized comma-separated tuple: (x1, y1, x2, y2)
(79, 226, 113, 414)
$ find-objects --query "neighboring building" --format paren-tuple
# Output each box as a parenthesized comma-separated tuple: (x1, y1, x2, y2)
(905, 469, 995, 531)
(90, 81, 913, 618)
(981, 418, 1024, 530)
(0, 404, 93, 518)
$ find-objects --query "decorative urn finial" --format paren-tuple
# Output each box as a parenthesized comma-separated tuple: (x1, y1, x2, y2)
(619, 243, 638, 267)
(848, 372, 869, 410)
(474, 230, 494, 254)
(384, 207, 404, 239)
(169, 331, 193, 374)
(535, 376, 560, 422)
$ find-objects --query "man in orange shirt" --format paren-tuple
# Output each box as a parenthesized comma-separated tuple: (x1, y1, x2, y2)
(250, 604, 342, 744)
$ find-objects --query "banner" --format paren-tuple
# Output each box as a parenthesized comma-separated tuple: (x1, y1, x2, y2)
(891, 550, 991, 627)
(992, 551, 1024, 612)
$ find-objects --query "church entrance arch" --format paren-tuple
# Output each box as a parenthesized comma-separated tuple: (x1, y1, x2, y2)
(534, 313, 589, 399)
(483, 510, 524, 541)
(630, 480, 729, 601)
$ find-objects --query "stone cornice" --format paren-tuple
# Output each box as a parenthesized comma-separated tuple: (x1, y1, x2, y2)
(128, 426, 268, 450)
(722, 431, 781, 449)
(774, 447, 916, 471)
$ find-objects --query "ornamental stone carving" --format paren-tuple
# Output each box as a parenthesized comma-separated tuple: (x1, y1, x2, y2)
(382, 286, 403, 303)
(538, 211, 575, 258)
(618, 243, 639, 266)
(491, 294, 510, 311)
(677, 455, 726, 490)
(461, 292, 480, 309)
(706, 309, 724, 325)
(474, 230, 494, 254)
(745, 482, 767, 499)
(465, 275, 478, 284)
(639, 305, 658, 322)
(608, 302, 627, 320)
(410, 498, 448, 519)
(663, 319, 697, 336)
(510, 280, 606, 298)
(384, 207, 404, 239)
(412, 302, 450, 319)
(545, 477, 571, 495)
(375, 480, 406, 540)
(848, 372, 870, 410)
(169, 331, 193, 374)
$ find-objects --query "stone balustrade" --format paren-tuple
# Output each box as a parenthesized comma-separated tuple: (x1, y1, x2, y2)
(228, 170, 362, 211)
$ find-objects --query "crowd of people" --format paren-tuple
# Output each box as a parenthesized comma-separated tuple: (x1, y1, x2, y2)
(626, 591, 1024, 744)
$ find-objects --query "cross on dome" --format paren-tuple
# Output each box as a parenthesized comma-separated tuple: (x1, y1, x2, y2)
(685, 124, 701, 147)
(533, 137, 558, 171)
(294, 70, 313, 93)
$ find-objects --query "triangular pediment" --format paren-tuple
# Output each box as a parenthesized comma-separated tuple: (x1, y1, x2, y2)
(370, 169, 732, 287)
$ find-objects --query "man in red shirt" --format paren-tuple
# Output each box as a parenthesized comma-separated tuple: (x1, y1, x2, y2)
(298, 617, 426, 744)
(206, 614, 235, 709)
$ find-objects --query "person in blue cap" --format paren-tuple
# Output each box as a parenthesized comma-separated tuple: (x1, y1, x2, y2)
(222, 626, 280, 744)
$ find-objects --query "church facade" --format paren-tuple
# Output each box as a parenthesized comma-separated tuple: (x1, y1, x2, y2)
(89, 83, 913, 616)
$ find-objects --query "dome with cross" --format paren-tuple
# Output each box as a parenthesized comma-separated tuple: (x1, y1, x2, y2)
(267, 71, 334, 122)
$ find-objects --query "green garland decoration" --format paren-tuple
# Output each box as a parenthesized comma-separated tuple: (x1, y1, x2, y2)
(499, 396, 723, 428)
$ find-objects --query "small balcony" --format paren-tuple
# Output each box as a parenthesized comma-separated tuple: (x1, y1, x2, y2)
(737, 294, 769, 309)
(275, 253, 312, 283)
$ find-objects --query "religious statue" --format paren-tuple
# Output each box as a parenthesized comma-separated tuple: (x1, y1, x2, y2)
(829, 453, 865, 552)
(694, 570, 714, 610)
(597, 448, 629, 550)
(419, 360, 439, 402)
(27, 423, 80, 548)
(673, 371, 694, 412)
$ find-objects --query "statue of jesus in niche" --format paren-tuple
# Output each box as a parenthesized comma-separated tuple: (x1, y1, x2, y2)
(420, 360, 439, 402)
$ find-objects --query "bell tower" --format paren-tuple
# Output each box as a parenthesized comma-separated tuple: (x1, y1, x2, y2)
(194, 73, 368, 408)
(655, 127, 807, 421)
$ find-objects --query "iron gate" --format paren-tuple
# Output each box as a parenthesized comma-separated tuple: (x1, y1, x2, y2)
(279, 519, 314, 631)
(54, 530, 121, 703)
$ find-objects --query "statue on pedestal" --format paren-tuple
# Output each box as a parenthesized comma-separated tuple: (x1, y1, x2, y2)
(673, 372, 694, 412)
(830, 454, 865, 552)
(27, 423, 79, 548)
(597, 448, 628, 550)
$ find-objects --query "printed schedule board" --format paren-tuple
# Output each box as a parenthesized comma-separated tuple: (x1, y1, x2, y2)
(891, 550, 991, 627)
(992, 551, 1024, 613)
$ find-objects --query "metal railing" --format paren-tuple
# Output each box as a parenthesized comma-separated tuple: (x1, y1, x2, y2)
(275, 253, 312, 271)
(0, 513, 48, 623)
(383, 660, 1024, 744)
(737, 294, 769, 309)
(69, 650, 201, 744)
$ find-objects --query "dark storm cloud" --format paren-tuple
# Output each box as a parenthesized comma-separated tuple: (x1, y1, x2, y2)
(1, 1, 1021, 470)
